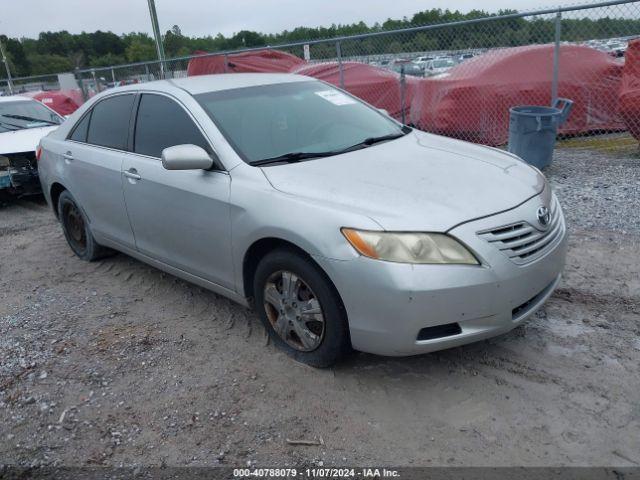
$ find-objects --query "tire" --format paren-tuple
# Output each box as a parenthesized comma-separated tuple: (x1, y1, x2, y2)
(253, 248, 351, 368)
(57, 190, 112, 261)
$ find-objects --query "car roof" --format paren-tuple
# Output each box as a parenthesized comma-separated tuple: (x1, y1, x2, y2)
(109, 73, 314, 96)
(0, 95, 34, 103)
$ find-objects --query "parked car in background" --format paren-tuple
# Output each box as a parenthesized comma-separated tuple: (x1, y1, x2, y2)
(38, 74, 566, 367)
(389, 59, 424, 77)
(424, 57, 457, 76)
(457, 52, 476, 63)
(605, 40, 627, 57)
(22, 89, 84, 116)
(413, 55, 434, 71)
(1, 96, 63, 196)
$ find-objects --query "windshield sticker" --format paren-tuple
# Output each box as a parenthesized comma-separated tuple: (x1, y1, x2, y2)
(314, 90, 357, 106)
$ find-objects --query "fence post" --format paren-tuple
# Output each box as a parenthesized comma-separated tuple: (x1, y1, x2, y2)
(400, 65, 406, 125)
(91, 69, 100, 93)
(111, 67, 116, 84)
(75, 67, 89, 102)
(551, 9, 562, 105)
(224, 54, 229, 73)
(336, 41, 344, 89)
(0, 37, 14, 95)
(144, 63, 150, 80)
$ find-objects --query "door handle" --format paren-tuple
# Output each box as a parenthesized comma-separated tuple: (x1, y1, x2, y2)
(62, 152, 73, 161)
(123, 168, 141, 180)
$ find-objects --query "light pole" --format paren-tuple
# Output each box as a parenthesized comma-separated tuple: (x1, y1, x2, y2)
(147, 0, 167, 79)
(0, 36, 14, 95)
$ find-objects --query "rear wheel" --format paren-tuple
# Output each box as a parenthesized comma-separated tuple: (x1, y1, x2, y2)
(58, 190, 112, 261)
(254, 249, 351, 367)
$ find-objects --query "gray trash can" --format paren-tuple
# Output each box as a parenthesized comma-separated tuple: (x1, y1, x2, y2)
(508, 98, 573, 169)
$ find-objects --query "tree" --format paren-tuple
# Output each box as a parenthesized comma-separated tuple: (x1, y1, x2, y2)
(228, 30, 266, 49)
(164, 25, 187, 57)
(89, 53, 126, 68)
(27, 54, 73, 75)
(0, 35, 31, 76)
(124, 33, 157, 62)
(125, 40, 156, 63)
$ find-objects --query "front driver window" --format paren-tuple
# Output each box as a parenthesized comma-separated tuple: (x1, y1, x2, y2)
(134, 94, 211, 158)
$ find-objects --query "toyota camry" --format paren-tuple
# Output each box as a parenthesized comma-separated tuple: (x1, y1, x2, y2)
(37, 74, 567, 367)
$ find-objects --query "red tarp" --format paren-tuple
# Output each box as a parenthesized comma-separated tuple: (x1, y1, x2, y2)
(410, 44, 625, 146)
(289, 61, 420, 121)
(23, 89, 84, 116)
(619, 38, 640, 141)
(187, 49, 305, 76)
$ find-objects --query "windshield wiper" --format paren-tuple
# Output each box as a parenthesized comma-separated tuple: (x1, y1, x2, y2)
(250, 128, 411, 166)
(249, 151, 338, 166)
(0, 114, 59, 126)
(0, 120, 23, 131)
(343, 132, 408, 152)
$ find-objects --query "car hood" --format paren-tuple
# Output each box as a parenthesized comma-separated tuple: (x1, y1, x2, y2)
(261, 131, 545, 232)
(0, 126, 58, 155)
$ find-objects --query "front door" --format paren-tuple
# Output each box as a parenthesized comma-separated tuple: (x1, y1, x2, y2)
(121, 93, 234, 289)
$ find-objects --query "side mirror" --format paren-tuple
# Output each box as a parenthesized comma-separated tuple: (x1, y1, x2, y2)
(161, 144, 222, 171)
(377, 108, 389, 116)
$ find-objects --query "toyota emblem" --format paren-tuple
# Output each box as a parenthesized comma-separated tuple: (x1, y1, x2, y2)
(537, 206, 551, 227)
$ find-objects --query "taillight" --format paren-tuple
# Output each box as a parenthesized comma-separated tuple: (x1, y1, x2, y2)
(36, 146, 42, 161)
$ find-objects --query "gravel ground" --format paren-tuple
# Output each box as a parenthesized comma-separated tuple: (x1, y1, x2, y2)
(548, 147, 640, 232)
(1, 147, 639, 468)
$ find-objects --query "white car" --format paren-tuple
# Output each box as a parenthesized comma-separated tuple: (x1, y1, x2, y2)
(413, 56, 434, 70)
(424, 57, 457, 76)
(0, 95, 63, 195)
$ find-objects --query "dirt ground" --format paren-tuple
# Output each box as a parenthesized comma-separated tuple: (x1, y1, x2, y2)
(1, 148, 639, 468)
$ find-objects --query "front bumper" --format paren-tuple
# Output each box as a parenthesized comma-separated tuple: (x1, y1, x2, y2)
(316, 193, 567, 356)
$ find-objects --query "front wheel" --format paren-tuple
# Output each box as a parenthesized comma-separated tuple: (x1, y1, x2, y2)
(253, 249, 351, 367)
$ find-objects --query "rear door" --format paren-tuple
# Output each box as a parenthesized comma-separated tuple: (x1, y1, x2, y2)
(63, 93, 136, 247)
(121, 92, 234, 289)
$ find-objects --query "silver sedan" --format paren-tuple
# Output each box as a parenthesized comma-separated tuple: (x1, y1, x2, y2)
(38, 74, 567, 367)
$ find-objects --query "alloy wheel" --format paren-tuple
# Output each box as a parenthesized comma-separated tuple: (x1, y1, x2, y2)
(263, 270, 325, 352)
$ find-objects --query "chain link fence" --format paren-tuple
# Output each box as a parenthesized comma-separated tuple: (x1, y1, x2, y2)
(2, 0, 640, 153)
(0, 73, 60, 95)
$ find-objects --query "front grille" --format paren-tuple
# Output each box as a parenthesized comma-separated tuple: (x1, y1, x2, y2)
(478, 197, 563, 265)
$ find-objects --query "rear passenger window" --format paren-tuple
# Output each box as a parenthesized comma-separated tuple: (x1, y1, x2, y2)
(134, 94, 210, 158)
(86, 94, 135, 150)
(70, 111, 91, 142)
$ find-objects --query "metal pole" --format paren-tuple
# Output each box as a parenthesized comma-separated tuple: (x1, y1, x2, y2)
(111, 67, 116, 84)
(551, 9, 562, 105)
(75, 67, 89, 102)
(147, 0, 166, 79)
(336, 41, 344, 89)
(91, 69, 100, 93)
(0, 36, 14, 95)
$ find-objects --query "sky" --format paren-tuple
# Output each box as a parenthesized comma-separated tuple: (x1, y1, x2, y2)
(2, 0, 553, 39)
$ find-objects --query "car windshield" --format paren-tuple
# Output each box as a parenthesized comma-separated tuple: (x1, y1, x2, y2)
(433, 59, 455, 68)
(0, 100, 63, 133)
(195, 81, 406, 164)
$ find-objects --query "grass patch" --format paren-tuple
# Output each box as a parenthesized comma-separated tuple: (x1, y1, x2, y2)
(557, 132, 639, 154)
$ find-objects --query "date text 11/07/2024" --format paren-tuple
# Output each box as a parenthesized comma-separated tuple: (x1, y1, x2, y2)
(232, 468, 401, 478)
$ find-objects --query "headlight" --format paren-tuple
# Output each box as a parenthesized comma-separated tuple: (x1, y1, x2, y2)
(341, 228, 479, 265)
